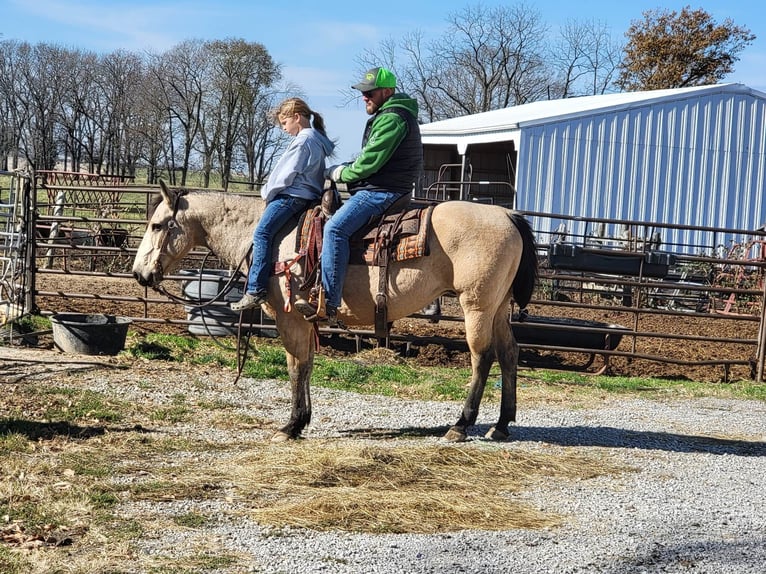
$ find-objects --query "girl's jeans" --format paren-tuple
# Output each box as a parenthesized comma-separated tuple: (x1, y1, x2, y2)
(247, 195, 310, 295)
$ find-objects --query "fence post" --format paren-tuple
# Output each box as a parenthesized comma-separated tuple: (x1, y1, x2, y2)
(24, 175, 36, 315)
(757, 280, 766, 382)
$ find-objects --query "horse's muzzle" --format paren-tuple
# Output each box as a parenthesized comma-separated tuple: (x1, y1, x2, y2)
(133, 269, 161, 287)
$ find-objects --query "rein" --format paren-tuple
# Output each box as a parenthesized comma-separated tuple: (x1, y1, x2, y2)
(151, 265, 247, 309)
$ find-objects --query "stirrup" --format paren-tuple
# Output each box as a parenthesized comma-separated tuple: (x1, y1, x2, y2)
(297, 301, 338, 327)
(295, 299, 319, 319)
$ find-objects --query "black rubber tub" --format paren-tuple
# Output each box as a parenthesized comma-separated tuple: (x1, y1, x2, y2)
(51, 313, 132, 355)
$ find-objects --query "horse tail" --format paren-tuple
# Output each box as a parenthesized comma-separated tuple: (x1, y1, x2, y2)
(509, 212, 538, 308)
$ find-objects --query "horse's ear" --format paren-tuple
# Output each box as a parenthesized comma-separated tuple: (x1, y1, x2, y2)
(158, 179, 174, 208)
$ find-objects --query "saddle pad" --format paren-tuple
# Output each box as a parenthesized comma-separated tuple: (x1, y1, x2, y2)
(295, 207, 320, 253)
(353, 204, 434, 266)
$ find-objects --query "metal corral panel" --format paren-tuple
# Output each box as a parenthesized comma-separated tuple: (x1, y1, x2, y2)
(517, 87, 766, 253)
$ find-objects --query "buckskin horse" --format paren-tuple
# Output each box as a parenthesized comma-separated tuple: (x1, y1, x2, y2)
(132, 180, 538, 442)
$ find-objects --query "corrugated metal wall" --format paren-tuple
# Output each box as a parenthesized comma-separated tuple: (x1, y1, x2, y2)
(518, 91, 766, 254)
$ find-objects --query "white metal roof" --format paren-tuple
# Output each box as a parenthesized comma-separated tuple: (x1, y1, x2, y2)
(420, 83, 766, 149)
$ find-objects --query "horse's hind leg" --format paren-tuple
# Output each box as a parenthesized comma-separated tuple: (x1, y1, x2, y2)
(486, 308, 518, 441)
(444, 308, 495, 442)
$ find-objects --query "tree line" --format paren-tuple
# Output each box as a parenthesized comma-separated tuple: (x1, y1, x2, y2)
(0, 5, 754, 188)
(0, 37, 288, 188)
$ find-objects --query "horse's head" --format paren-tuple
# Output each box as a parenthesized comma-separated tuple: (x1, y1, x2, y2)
(132, 180, 196, 287)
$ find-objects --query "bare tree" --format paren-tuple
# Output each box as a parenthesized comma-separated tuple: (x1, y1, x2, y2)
(56, 49, 99, 172)
(13, 43, 73, 170)
(1, 37, 288, 186)
(617, 7, 756, 91)
(239, 85, 293, 191)
(0, 40, 26, 170)
(96, 50, 145, 175)
(198, 38, 279, 190)
(148, 40, 207, 185)
(357, 3, 550, 122)
(550, 19, 622, 97)
(130, 69, 173, 184)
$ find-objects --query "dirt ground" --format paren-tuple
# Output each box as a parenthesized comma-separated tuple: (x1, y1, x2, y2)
(25, 273, 762, 384)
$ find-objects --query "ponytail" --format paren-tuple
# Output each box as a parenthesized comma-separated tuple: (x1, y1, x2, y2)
(310, 110, 327, 137)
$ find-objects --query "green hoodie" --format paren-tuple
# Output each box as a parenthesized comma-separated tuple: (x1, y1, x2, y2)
(337, 93, 423, 194)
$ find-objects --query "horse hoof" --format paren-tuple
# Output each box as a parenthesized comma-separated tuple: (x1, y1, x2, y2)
(270, 431, 292, 443)
(485, 426, 509, 441)
(443, 428, 467, 442)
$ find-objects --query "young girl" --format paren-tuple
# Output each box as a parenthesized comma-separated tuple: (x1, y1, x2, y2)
(231, 98, 334, 311)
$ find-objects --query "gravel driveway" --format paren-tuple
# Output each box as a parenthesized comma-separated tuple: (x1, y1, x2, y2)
(3, 347, 765, 573)
(126, 376, 766, 573)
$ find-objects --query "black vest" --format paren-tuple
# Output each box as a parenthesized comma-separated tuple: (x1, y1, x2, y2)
(349, 107, 423, 195)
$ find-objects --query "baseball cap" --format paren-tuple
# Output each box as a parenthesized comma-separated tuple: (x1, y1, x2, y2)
(351, 67, 397, 91)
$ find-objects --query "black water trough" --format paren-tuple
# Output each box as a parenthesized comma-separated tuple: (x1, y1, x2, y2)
(511, 313, 628, 351)
(51, 313, 132, 355)
(548, 243, 676, 278)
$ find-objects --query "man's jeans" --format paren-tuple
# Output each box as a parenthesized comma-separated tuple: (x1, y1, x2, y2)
(247, 195, 310, 295)
(321, 190, 402, 309)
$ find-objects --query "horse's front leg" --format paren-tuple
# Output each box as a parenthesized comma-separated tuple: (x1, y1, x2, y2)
(271, 315, 316, 442)
(271, 350, 313, 441)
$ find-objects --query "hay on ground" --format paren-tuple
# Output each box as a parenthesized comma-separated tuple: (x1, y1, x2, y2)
(232, 442, 628, 533)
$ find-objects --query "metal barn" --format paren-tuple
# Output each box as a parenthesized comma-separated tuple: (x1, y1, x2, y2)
(418, 83, 766, 254)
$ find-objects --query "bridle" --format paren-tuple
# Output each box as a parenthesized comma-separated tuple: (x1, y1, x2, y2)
(149, 187, 187, 280)
(146, 188, 250, 309)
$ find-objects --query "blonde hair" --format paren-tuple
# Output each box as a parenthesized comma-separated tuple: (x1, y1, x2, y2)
(274, 97, 327, 137)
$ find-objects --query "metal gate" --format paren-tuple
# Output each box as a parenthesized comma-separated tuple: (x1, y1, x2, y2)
(0, 170, 33, 335)
(9, 171, 766, 382)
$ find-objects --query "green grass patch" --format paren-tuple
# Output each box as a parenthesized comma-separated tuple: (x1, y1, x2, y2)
(89, 487, 121, 509)
(150, 393, 192, 423)
(311, 354, 480, 400)
(60, 452, 115, 478)
(7, 314, 50, 335)
(517, 369, 766, 401)
(146, 554, 240, 574)
(173, 511, 208, 528)
(125, 334, 766, 404)
(37, 387, 124, 423)
(150, 405, 191, 423)
(238, 343, 289, 380)
(0, 433, 32, 455)
(0, 547, 29, 574)
(127, 333, 200, 361)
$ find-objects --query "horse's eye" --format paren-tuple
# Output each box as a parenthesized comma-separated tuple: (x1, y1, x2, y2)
(151, 222, 163, 231)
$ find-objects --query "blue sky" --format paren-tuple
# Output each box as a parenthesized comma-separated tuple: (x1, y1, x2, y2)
(2, 0, 764, 161)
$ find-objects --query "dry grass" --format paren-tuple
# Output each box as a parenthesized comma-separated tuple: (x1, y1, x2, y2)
(231, 442, 626, 533)
(352, 347, 407, 365)
(2, 434, 627, 571)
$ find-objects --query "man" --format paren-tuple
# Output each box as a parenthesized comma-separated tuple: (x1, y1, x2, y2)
(297, 66, 423, 325)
